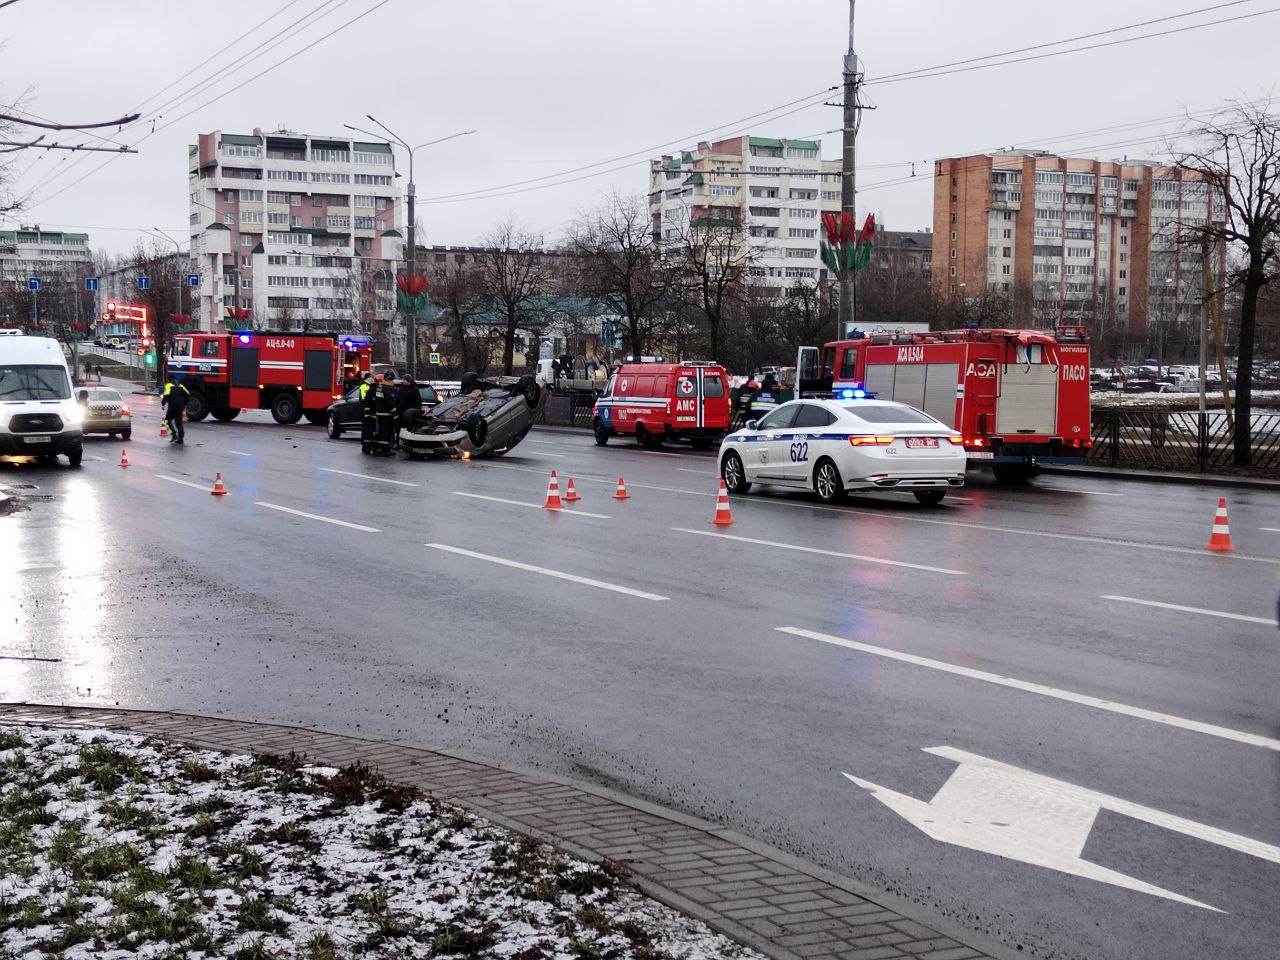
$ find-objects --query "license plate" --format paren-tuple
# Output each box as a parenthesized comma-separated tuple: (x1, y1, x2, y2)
(23, 435, 51, 444)
(905, 437, 939, 448)
(967, 451, 994, 460)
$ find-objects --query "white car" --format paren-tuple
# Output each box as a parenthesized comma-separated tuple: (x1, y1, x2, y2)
(718, 398, 966, 505)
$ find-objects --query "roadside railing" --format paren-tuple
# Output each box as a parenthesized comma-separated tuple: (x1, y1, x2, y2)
(1087, 406, 1280, 477)
(539, 391, 596, 428)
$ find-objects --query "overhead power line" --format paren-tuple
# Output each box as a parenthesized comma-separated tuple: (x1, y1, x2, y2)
(0, 111, 141, 130)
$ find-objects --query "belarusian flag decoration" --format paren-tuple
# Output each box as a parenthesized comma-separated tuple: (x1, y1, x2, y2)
(820, 212, 875, 273)
(395, 272, 429, 311)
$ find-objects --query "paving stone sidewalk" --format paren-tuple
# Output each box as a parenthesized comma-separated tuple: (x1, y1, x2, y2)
(0, 703, 1011, 960)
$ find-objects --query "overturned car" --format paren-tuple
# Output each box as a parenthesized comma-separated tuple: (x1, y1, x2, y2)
(399, 372, 544, 459)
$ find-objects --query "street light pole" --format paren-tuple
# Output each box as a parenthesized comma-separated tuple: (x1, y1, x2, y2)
(837, 0, 860, 339)
(344, 120, 475, 379)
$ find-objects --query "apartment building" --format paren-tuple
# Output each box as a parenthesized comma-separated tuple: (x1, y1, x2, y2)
(188, 129, 404, 353)
(933, 150, 1221, 334)
(0, 225, 92, 284)
(649, 136, 842, 294)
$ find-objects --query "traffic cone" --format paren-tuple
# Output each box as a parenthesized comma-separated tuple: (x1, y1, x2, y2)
(210, 472, 228, 496)
(1206, 497, 1235, 552)
(159, 422, 168, 438)
(712, 479, 734, 526)
(118, 449, 129, 468)
(544, 470, 563, 510)
(564, 476, 581, 502)
(612, 476, 631, 501)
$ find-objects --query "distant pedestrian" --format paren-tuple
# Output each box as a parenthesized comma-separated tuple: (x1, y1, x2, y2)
(94, 364, 103, 382)
(161, 378, 190, 445)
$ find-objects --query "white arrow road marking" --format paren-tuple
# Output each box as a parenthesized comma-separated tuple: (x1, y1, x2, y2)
(426, 543, 666, 600)
(845, 746, 1280, 911)
(778, 626, 1280, 752)
(1102, 594, 1274, 626)
(452, 492, 610, 519)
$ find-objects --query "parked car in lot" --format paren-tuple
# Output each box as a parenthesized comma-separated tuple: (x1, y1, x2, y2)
(719, 397, 967, 505)
(76, 386, 132, 439)
(326, 381, 440, 439)
(399, 372, 543, 459)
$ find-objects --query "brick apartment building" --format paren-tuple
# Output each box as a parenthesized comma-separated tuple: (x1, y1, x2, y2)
(932, 150, 1222, 339)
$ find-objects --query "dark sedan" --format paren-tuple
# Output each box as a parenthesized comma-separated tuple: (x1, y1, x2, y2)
(326, 381, 439, 439)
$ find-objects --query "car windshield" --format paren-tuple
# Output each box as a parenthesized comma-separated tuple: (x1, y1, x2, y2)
(842, 403, 940, 425)
(0, 364, 71, 401)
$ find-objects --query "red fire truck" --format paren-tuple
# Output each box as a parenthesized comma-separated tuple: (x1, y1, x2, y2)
(167, 331, 373, 424)
(797, 326, 1091, 483)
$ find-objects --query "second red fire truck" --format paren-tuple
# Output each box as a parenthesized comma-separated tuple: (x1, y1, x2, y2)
(797, 326, 1091, 483)
(167, 331, 373, 424)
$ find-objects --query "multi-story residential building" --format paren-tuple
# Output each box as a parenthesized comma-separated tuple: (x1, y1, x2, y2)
(188, 128, 404, 355)
(649, 136, 842, 295)
(876, 228, 933, 280)
(932, 150, 1222, 336)
(0, 225, 92, 283)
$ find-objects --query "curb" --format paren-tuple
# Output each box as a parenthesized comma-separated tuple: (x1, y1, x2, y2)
(0, 703, 1016, 960)
(1041, 463, 1280, 491)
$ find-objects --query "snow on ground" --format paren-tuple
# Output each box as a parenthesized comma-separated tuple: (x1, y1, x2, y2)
(0, 725, 761, 960)
(1092, 389, 1280, 409)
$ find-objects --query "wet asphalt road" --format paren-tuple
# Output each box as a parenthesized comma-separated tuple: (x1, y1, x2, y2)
(2, 388, 1278, 960)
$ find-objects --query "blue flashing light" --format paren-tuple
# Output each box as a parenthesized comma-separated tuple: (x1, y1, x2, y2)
(237, 333, 252, 344)
(853, 388, 866, 399)
(342, 338, 354, 349)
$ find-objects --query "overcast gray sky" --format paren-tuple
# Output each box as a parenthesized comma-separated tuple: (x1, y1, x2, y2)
(1, 0, 1275, 256)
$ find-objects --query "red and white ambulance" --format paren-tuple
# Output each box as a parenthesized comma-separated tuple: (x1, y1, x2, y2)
(797, 326, 1091, 483)
(592, 361, 731, 449)
(167, 331, 373, 424)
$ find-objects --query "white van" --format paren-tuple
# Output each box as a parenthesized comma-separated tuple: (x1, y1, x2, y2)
(0, 332, 83, 467)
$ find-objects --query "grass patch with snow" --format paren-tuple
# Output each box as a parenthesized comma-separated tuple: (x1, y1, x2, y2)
(0, 725, 758, 960)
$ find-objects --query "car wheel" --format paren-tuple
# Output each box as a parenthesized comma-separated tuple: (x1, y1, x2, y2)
(271, 393, 302, 424)
(464, 412, 488, 448)
(211, 407, 240, 423)
(122, 429, 131, 441)
(634, 423, 649, 448)
(518, 375, 541, 408)
(813, 458, 846, 503)
(67, 446, 83, 469)
(184, 390, 210, 421)
(327, 411, 343, 439)
(593, 423, 610, 446)
(721, 450, 751, 494)
(913, 489, 946, 506)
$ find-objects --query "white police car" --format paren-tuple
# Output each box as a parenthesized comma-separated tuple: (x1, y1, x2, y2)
(718, 397, 966, 505)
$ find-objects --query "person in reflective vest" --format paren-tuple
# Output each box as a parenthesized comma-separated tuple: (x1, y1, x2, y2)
(359, 373, 376, 454)
(373, 372, 398, 455)
(161, 379, 189, 445)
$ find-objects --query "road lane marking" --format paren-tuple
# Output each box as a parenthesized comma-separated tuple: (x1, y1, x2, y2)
(1101, 594, 1274, 625)
(452, 491, 610, 519)
(320, 467, 418, 487)
(228, 450, 252, 457)
(254, 501, 380, 533)
(676, 467, 714, 475)
(674, 528, 965, 575)
(1260, 527, 1280, 533)
(425, 543, 666, 600)
(483, 462, 705, 496)
(156, 474, 224, 493)
(777, 626, 1280, 752)
(1039, 485, 1123, 497)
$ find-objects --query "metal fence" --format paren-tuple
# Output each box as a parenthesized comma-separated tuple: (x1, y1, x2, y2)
(1087, 406, 1280, 477)
(539, 391, 596, 428)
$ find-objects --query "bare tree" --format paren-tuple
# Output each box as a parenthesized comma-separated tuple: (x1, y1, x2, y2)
(430, 264, 489, 372)
(118, 241, 185, 385)
(674, 215, 752, 361)
(1174, 100, 1280, 465)
(571, 192, 676, 361)
(472, 218, 550, 374)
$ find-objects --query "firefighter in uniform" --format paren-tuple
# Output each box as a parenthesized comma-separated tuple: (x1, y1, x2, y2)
(161, 379, 190, 445)
(373, 372, 398, 455)
(359, 373, 377, 454)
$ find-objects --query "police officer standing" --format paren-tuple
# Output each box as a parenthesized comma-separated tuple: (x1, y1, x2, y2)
(359, 372, 376, 454)
(161, 378, 190, 445)
(373, 371, 398, 455)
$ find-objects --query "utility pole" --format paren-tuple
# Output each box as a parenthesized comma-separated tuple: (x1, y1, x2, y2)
(837, 0, 861, 339)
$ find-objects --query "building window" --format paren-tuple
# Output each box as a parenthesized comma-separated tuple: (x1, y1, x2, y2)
(240, 236, 254, 247)
(785, 248, 815, 259)
(788, 208, 817, 219)
(267, 191, 289, 204)
(237, 189, 262, 202)
(311, 147, 350, 163)
(1119, 269, 1127, 279)
(951, 248, 957, 259)
(951, 213, 957, 224)
(1003, 229, 1012, 239)
(240, 278, 252, 289)
(951, 231, 957, 241)
(240, 255, 251, 267)
(950, 267, 956, 277)
(788, 228, 816, 239)
(353, 150, 393, 165)
(1003, 247, 1011, 257)
(1002, 265, 1011, 275)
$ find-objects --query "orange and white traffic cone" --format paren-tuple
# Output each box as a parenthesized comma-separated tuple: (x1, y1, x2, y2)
(210, 472, 228, 496)
(563, 476, 581, 502)
(119, 449, 130, 468)
(612, 476, 631, 501)
(544, 470, 564, 510)
(712, 479, 734, 526)
(159, 422, 168, 438)
(1206, 497, 1235, 552)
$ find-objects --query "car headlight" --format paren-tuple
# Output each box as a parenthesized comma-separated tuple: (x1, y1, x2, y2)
(64, 406, 84, 426)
